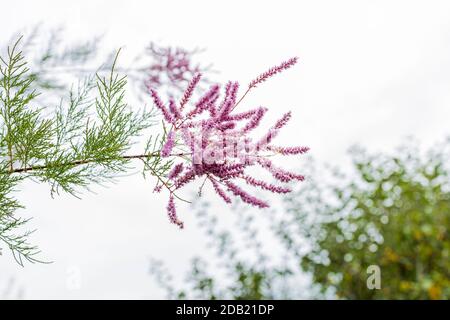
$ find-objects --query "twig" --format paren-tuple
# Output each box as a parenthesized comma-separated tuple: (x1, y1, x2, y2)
(4, 152, 191, 174)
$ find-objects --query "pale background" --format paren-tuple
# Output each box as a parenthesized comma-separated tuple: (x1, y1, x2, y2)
(1, 0, 450, 299)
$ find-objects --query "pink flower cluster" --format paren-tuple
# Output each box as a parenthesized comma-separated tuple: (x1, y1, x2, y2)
(145, 43, 206, 91)
(149, 57, 309, 228)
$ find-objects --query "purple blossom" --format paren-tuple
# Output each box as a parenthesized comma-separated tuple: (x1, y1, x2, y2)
(267, 146, 310, 155)
(210, 178, 232, 204)
(273, 111, 292, 130)
(150, 57, 308, 228)
(180, 127, 194, 150)
(167, 195, 184, 228)
(168, 98, 182, 120)
(145, 43, 207, 91)
(255, 129, 279, 151)
(225, 181, 269, 208)
(187, 84, 220, 118)
(249, 57, 298, 89)
(217, 82, 239, 121)
(241, 107, 267, 133)
(255, 112, 292, 150)
(217, 121, 236, 131)
(168, 163, 184, 180)
(180, 73, 202, 110)
(174, 167, 196, 189)
(258, 158, 305, 183)
(242, 175, 291, 194)
(161, 131, 175, 157)
(149, 88, 173, 123)
(225, 108, 259, 121)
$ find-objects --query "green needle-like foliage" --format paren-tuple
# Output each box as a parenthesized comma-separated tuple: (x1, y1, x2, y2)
(0, 37, 161, 266)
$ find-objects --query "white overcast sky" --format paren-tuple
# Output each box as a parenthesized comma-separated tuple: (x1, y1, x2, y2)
(1, 0, 450, 299)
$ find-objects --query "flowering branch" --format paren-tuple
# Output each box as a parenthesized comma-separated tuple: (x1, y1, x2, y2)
(149, 57, 309, 228)
(1, 33, 309, 266)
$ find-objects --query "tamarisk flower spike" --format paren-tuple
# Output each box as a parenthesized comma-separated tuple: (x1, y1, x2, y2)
(168, 163, 184, 180)
(169, 98, 182, 120)
(240, 107, 268, 133)
(242, 175, 291, 194)
(217, 82, 239, 121)
(150, 57, 308, 228)
(266, 145, 310, 155)
(210, 178, 232, 204)
(257, 158, 305, 183)
(225, 181, 269, 208)
(161, 130, 175, 157)
(167, 195, 184, 229)
(149, 87, 173, 123)
(254, 111, 293, 151)
(174, 168, 196, 189)
(187, 84, 220, 118)
(180, 73, 202, 110)
(249, 57, 298, 89)
(273, 111, 292, 129)
(145, 43, 207, 91)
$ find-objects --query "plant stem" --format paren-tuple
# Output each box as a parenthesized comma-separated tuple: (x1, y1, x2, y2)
(230, 85, 253, 113)
(4, 152, 191, 174)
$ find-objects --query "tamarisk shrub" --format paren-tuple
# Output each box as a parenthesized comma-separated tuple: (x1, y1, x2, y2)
(149, 57, 309, 228)
(0, 35, 308, 264)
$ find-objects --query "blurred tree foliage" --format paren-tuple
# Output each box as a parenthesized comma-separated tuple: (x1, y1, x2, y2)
(287, 141, 450, 299)
(152, 139, 450, 299)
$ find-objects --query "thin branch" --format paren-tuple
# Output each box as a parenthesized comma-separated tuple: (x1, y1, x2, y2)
(230, 86, 252, 113)
(4, 152, 191, 174)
